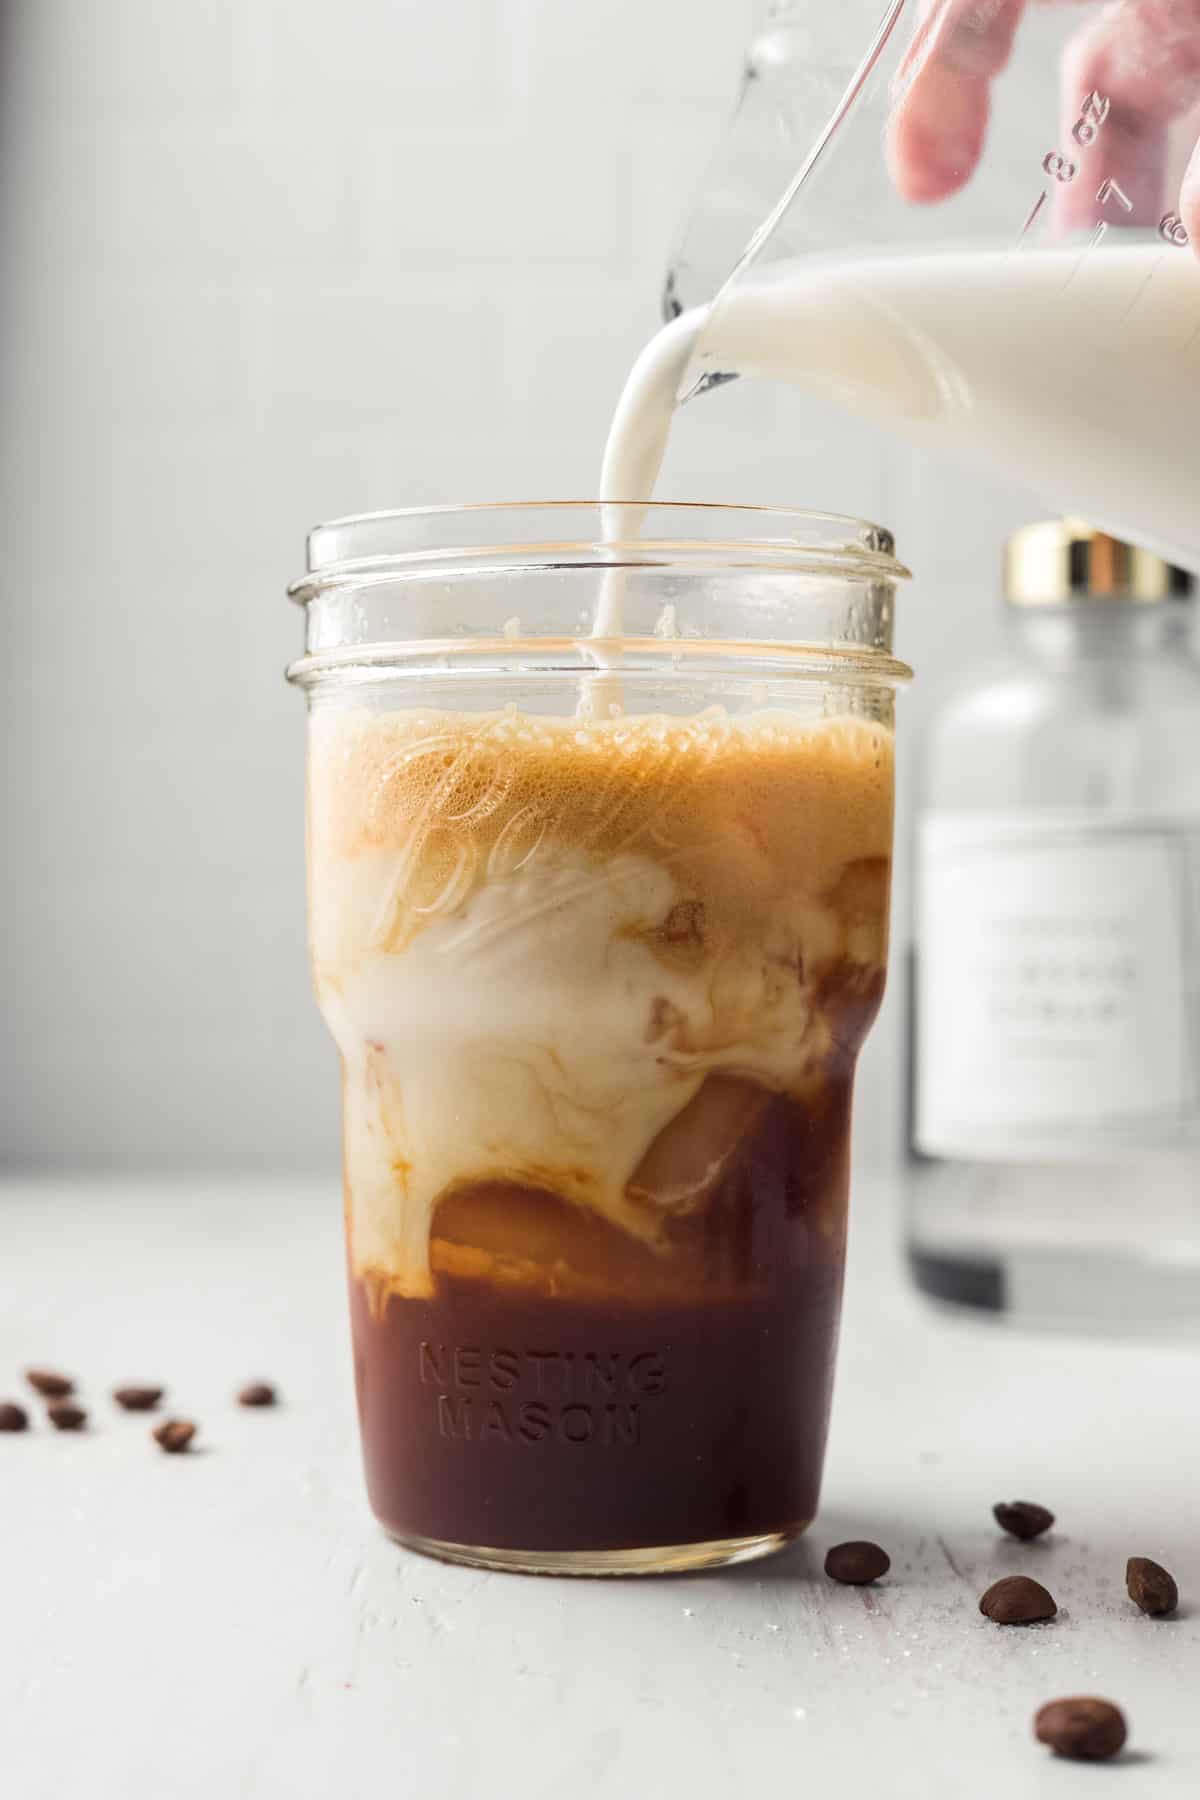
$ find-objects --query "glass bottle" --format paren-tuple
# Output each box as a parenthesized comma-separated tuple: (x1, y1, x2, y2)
(907, 520, 1200, 1331)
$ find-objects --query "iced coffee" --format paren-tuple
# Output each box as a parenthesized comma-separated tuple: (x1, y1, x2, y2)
(289, 501, 907, 1573)
(308, 697, 893, 1569)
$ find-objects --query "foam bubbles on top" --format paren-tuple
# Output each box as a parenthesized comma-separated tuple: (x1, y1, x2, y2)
(310, 703, 893, 962)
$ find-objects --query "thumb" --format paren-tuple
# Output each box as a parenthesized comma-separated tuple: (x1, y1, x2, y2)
(1182, 133, 1200, 255)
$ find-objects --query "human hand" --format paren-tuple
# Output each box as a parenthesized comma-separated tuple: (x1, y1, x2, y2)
(887, 0, 1200, 253)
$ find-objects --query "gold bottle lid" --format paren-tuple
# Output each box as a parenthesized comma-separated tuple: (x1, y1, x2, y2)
(1004, 519, 1194, 606)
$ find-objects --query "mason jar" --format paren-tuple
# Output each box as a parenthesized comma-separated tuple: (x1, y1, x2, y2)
(287, 502, 910, 1574)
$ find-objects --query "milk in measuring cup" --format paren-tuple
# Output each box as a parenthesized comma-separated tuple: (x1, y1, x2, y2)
(602, 242, 1199, 570)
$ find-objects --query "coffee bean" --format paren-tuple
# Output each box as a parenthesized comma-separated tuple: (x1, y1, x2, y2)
(237, 1382, 277, 1409)
(47, 1402, 86, 1431)
(1126, 1556, 1178, 1617)
(993, 1500, 1054, 1541)
(153, 1419, 196, 1454)
(25, 1368, 74, 1399)
(113, 1386, 164, 1412)
(979, 1575, 1057, 1624)
(1035, 1697, 1127, 1762)
(824, 1541, 891, 1585)
(0, 1402, 29, 1432)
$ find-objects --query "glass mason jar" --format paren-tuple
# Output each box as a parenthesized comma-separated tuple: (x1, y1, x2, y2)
(908, 520, 1200, 1331)
(287, 503, 910, 1574)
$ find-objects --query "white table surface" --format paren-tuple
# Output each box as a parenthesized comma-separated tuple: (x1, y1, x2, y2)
(2, 1173, 1197, 1799)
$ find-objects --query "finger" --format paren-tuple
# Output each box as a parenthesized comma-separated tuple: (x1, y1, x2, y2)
(1054, 0, 1200, 237)
(1182, 131, 1200, 248)
(887, 0, 1028, 204)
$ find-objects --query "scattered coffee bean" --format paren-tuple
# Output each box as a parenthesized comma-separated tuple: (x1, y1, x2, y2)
(113, 1385, 164, 1413)
(0, 1402, 29, 1432)
(1126, 1556, 1178, 1617)
(979, 1575, 1057, 1624)
(25, 1368, 74, 1399)
(1035, 1697, 1127, 1762)
(47, 1402, 87, 1431)
(237, 1382, 277, 1409)
(824, 1541, 891, 1585)
(153, 1419, 196, 1454)
(993, 1500, 1054, 1541)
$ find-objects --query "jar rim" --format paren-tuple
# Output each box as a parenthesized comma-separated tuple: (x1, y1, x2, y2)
(288, 500, 910, 601)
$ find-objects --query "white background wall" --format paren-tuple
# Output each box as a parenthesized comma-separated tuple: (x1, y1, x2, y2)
(0, 0, 1037, 1175)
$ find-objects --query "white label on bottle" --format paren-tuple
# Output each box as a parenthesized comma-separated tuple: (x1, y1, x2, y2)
(916, 813, 1200, 1160)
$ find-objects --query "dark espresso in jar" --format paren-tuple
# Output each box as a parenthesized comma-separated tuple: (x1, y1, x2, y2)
(351, 1081, 852, 1554)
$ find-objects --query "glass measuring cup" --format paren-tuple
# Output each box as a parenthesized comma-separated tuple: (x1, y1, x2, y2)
(666, 1, 1200, 566)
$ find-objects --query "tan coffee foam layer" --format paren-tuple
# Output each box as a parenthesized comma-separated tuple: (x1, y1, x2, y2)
(309, 707, 893, 1299)
(310, 706, 893, 961)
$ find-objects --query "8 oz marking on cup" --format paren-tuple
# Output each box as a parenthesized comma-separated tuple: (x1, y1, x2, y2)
(1020, 90, 1109, 242)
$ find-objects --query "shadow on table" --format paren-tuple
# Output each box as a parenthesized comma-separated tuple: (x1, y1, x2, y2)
(710, 1501, 934, 1587)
